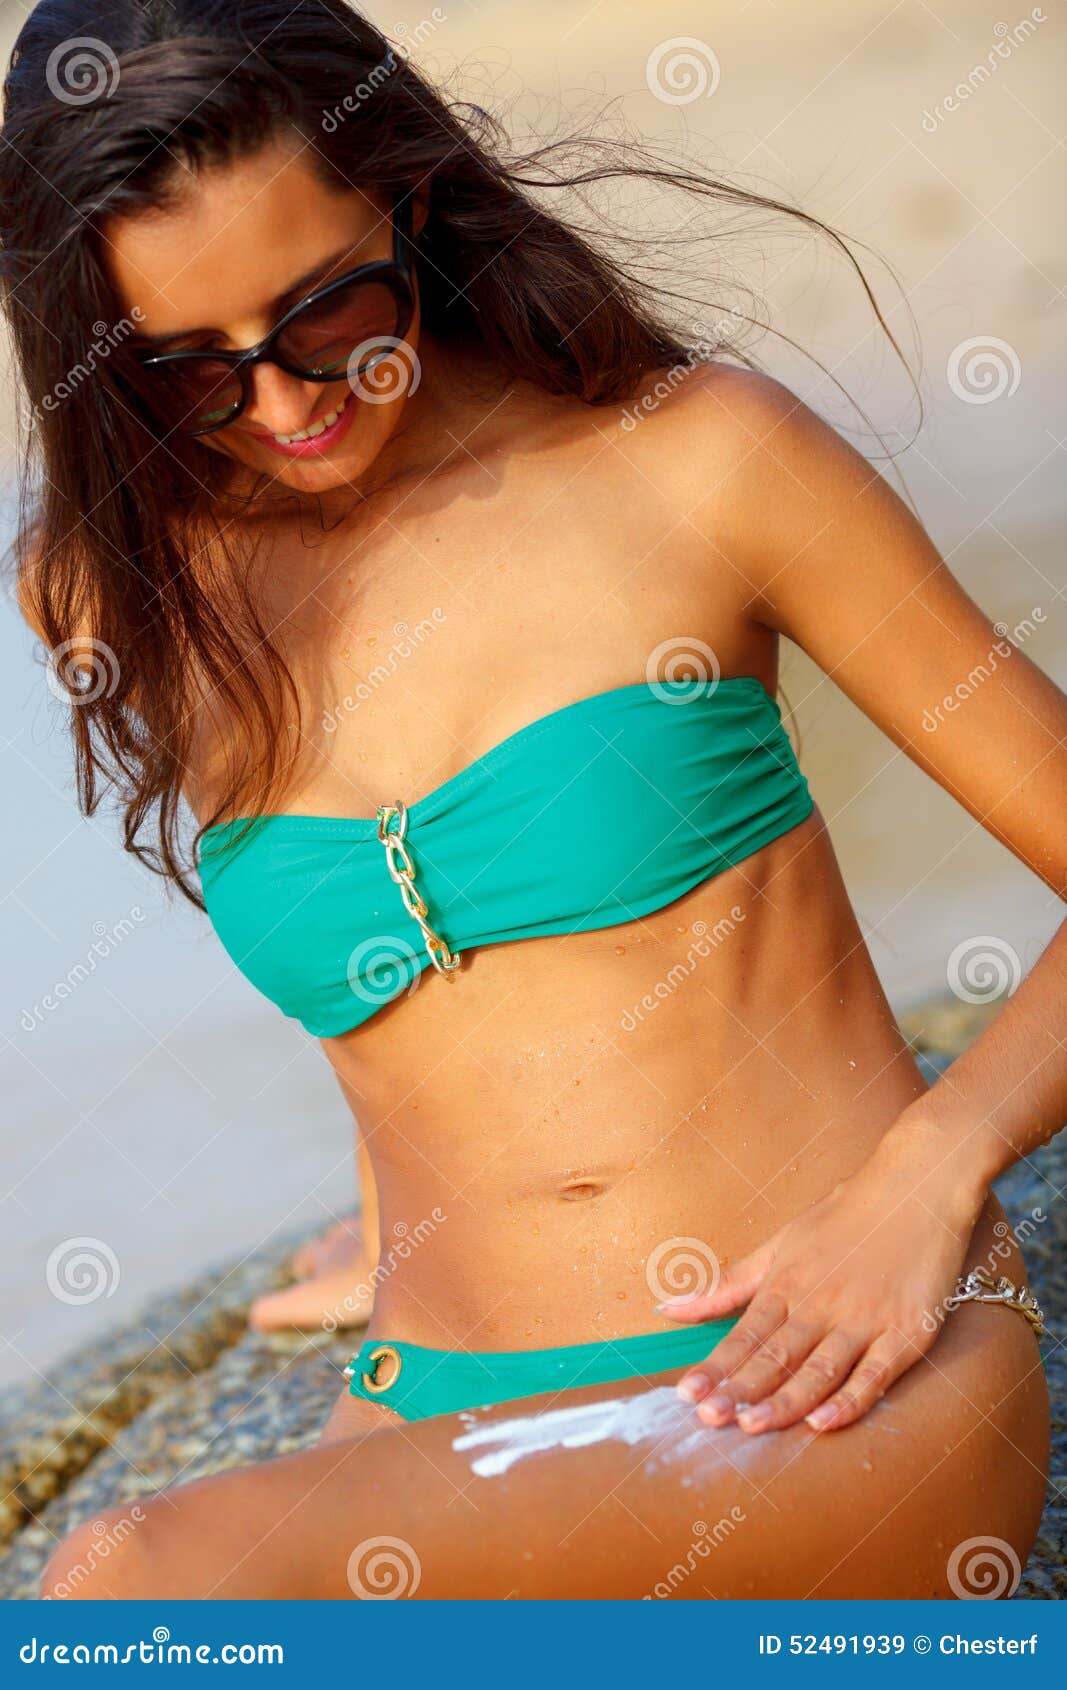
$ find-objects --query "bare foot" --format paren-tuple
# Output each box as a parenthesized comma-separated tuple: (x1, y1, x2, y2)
(250, 1216, 375, 1333)
(290, 1215, 362, 1279)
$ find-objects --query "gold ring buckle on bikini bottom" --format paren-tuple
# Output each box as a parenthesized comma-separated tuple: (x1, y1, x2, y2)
(360, 1343, 403, 1394)
(945, 1267, 1046, 1338)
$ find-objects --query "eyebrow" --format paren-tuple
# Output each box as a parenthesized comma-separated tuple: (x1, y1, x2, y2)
(134, 241, 375, 349)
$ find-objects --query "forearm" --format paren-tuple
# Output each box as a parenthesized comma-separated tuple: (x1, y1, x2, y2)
(881, 914, 1067, 1199)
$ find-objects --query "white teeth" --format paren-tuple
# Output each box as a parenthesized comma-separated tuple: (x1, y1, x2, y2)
(273, 395, 348, 446)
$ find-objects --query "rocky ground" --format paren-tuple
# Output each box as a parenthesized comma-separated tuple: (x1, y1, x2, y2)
(0, 1009, 1062, 1600)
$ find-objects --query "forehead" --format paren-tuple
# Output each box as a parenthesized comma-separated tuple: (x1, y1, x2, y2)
(102, 140, 386, 335)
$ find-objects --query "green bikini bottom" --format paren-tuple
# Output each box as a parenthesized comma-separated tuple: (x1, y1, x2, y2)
(344, 1320, 739, 1422)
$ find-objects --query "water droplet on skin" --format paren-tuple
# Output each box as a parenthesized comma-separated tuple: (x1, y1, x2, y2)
(861, 1458, 873, 1472)
(613, 945, 626, 956)
(617, 1290, 627, 1300)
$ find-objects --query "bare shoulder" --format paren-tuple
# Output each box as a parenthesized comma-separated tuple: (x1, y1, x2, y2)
(612, 360, 864, 487)
(604, 360, 910, 590)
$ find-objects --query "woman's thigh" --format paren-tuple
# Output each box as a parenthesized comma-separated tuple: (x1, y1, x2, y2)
(44, 1300, 1047, 1600)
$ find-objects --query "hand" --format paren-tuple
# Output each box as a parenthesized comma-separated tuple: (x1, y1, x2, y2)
(659, 1127, 986, 1434)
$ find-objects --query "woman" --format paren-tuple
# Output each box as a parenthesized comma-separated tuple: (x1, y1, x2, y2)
(3, 0, 1060, 1599)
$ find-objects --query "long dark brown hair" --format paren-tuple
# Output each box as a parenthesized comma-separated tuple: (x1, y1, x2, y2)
(0, 0, 904, 902)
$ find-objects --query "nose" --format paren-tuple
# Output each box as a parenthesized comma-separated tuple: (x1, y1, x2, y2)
(243, 362, 324, 436)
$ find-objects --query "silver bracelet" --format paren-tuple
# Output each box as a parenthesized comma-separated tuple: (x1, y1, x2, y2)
(945, 1266, 1045, 1338)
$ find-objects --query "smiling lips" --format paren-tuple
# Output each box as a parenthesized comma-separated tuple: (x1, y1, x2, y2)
(252, 388, 357, 457)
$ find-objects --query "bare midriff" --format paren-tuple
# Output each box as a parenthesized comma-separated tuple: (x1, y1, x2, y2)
(323, 808, 929, 1352)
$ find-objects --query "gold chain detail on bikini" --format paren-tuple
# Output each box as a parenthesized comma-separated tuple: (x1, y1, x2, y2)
(375, 800, 461, 978)
(945, 1267, 1045, 1338)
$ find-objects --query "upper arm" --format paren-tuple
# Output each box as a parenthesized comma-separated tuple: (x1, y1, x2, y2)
(696, 369, 1067, 896)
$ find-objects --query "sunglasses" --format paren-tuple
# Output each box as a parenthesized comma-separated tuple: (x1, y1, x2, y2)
(136, 196, 416, 437)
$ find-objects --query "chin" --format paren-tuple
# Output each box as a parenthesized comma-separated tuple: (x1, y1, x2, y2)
(268, 454, 366, 493)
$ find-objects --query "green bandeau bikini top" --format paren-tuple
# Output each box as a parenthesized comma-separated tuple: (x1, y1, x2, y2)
(197, 678, 813, 1038)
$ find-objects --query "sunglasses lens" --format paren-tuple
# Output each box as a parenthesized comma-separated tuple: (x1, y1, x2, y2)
(146, 358, 244, 434)
(277, 279, 406, 382)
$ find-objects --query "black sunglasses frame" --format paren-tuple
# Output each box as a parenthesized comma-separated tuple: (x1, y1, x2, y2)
(137, 195, 417, 437)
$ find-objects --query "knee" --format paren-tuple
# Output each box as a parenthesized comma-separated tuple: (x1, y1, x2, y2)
(41, 1500, 157, 1600)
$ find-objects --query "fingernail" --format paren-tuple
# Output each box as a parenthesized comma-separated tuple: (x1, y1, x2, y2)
(697, 1391, 735, 1424)
(806, 1404, 838, 1430)
(737, 1403, 773, 1431)
(677, 1371, 711, 1403)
